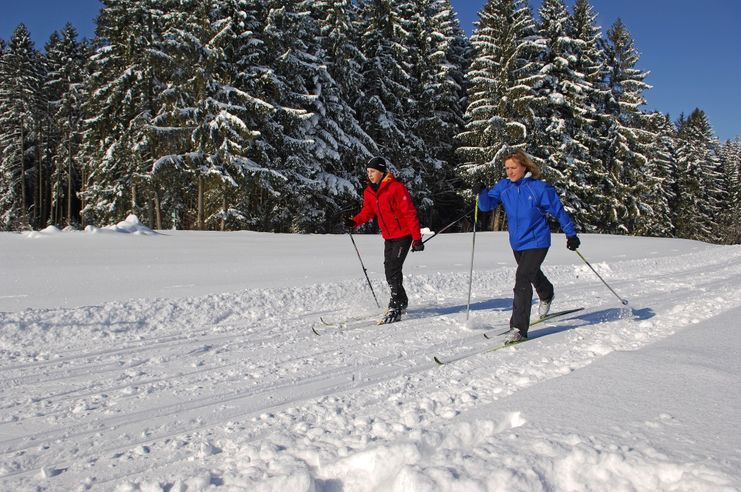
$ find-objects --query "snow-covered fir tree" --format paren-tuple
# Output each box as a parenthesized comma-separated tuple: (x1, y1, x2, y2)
(148, 0, 273, 231)
(635, 112, 677, 237)
(0, 24, 44, 230)
(354, 1, 423, 185)
(719, 138, 741, 243)
(456, 0, 542, 229)
(80, 0, 168, 227)
(308, 0, 379, 173)
(456, 0, 542, 181)
(40, 31, 64, 226)
(675, 109, 725, 242)
(311, 0, 365, 105)
(278, 0, 377, 233)
(596, 18, 655, 234)
(144, 0, 207, 230)
(308, 0, 378, 212)
(45, 24, 88, 227)
(399, 0, 469, 226)
(235, 0, 343, 233)
(529, 0, 602, 231)
(564, 0, 611, 232)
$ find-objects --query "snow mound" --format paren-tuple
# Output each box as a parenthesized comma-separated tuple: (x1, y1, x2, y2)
(25, 215, 156, 237)
(24, 225, 62, 238)
(85, 215, 157, 235)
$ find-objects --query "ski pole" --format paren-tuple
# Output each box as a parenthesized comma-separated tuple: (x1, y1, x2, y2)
(575, 250, 629, 305)
(330, 206, 359, 221)
(348, 231, 381, 308)
(465, 196, 479, 320)
(422, 207, 474, 245)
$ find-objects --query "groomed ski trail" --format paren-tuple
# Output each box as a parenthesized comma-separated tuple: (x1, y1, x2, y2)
(1, 245, 741, 488)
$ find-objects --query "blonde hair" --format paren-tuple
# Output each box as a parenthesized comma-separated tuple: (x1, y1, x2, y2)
(503, 149, 541, 179)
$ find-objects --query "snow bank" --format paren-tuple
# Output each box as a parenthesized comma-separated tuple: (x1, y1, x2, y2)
(25, 215, 157, 238)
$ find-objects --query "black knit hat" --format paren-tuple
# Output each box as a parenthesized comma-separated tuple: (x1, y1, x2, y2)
(367, 156, 388, 173)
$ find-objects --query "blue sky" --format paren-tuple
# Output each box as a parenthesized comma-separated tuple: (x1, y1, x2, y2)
(1, 0, 739, 141)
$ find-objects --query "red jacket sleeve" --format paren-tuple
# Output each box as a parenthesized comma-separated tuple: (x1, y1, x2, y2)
(353, 187, 376, 227)
(395, 183, 422, 241)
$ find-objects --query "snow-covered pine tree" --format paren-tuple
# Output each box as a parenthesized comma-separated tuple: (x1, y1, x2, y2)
(597, 18, 655, 234)
(456, 0, 542, 228)
(675, 109, 725, 242)
(80, 0, 167, 227)
(354, 1, 422, 182)
(635, 112, 677, 237)
(41, 31, 64, 226)
(151, 0, 274, 231)
(144, 0, 197, 230)
(311, 0, 365, 105)
(719, 138, 741, 243)
(308, 0, 379, 188)
(45, 23, 88, 227)
(291, 0, 378, 232)
(233, 0, 343, 233)
(529, 0, 604, 232)
(151, 0, 221, 230)
(0, 24, 44, 230)
(400, 0, 469, 227)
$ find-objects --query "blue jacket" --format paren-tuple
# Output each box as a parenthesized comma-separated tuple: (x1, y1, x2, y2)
(478, 176, 577, 251)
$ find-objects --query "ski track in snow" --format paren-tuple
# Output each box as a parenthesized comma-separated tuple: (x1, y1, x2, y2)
(1, 245, 740, 490)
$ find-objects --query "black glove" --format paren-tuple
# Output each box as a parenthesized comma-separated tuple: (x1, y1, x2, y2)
(411, 239, 425, 252)
(472, 182, 486, 195)
(566, 235, 580, 251)
(344, 216, 356, 230)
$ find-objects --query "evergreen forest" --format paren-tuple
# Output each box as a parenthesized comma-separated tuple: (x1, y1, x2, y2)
(1, 0, 739, 244)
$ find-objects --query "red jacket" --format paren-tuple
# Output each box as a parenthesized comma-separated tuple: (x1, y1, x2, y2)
(352, 173, 421, 241)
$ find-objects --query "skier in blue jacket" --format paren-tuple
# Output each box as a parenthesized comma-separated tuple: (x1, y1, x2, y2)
(474, 149, 580, 343)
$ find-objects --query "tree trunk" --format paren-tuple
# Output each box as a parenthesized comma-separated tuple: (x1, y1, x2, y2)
(491, 206, 504, 231)
(153, 190, 162, 230)
(36, 127, 42, 227)
(221, 185, 227, 231)
(19, 126, 28, 227)
(80, 164, 88, 226)
(67, 123, 73, 226)
(197, 176, 204, 230)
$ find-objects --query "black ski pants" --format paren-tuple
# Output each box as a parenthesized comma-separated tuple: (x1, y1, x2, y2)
(384, 235, 412, 309)
(511, 247, 554, 336)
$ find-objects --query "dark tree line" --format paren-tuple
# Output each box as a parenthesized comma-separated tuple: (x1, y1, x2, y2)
(0, 0, 738, 244)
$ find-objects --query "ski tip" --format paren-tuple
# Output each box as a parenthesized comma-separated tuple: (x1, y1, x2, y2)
(433, 356, 445, 365)
(483, 333, 492, 339)
(311, 326, 321, 336)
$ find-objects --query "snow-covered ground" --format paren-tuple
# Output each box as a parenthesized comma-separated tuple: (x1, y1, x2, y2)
(1, 216, 740, 491)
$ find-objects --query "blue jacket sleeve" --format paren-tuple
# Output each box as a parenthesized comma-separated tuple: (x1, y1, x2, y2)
(540, 183, 577, 237)
(477, 180, 503, 212)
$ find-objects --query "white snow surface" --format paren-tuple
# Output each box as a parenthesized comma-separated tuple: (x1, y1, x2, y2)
(1, 220, 740, 491)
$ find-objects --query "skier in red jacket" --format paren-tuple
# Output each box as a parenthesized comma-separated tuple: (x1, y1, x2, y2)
(346, 157, 424, 324)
